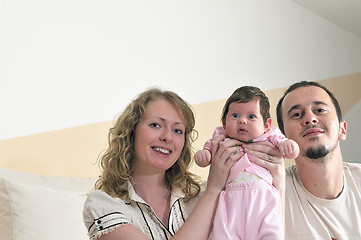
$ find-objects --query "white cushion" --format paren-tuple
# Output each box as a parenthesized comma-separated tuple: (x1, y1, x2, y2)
(0, 167, 96, 240)
(0, 167, 96, 191)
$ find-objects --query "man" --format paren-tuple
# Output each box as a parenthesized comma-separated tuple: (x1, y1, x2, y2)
(276, 81, 361, 239)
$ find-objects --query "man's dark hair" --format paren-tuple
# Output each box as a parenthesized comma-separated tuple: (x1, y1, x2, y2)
(276, 81, 342, 134)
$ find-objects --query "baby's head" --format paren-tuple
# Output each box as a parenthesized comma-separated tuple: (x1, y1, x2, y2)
(221, 86, 271, 142)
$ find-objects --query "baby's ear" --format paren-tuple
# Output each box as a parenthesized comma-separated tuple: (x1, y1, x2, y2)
(264, 118, 272, 132)
(222, 118, 226, 128)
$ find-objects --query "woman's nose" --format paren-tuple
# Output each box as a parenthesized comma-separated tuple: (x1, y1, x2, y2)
(160, 130, 172, 142)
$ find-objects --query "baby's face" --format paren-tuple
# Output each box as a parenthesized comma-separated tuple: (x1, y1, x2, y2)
(224, 100, 268, 142)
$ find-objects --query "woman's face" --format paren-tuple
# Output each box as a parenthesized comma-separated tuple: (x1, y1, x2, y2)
(133, 99, 186, 175)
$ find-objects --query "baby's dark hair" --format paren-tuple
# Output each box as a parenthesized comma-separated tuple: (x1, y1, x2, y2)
(221, 86, 270, 125)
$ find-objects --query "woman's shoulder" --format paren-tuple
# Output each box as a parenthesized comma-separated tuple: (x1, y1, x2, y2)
(84, 189, 129, 211)
(83, 190, 137, 239)
(83, 190, 129, 229)
(85, 189, 124, 205)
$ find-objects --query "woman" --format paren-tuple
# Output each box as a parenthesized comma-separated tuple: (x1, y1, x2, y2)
(83, 88, 284, 239)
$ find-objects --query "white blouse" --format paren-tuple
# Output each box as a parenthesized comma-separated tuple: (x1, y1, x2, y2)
(83, 182, 204, 239)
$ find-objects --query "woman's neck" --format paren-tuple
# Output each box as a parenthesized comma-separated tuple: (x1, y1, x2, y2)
(132, 173, 169, 202)
(132, 173, 171, 225)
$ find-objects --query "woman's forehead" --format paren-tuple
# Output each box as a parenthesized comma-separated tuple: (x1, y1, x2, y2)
(144, 99, 185, 125)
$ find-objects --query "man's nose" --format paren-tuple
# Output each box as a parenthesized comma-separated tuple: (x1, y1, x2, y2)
(303, 112, 319, 125)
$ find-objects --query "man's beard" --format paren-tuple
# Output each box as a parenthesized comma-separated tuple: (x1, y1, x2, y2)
(305, 146, 329, 161)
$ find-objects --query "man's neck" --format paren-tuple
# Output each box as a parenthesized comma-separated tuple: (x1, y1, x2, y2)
(296, 147, 344, 199)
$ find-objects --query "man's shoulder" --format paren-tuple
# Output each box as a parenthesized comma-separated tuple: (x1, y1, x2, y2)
(344, 162, 361, 175)
(286, 162, 361, 173)
(285, 165, 300, 190)
(285, 164, 297, 177)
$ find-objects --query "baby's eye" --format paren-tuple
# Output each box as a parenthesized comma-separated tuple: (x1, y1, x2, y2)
(248, 114, 256, 119)
(232, 113, 239, 118)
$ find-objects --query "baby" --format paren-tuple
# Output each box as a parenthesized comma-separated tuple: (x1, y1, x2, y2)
(195, 86, 299, 239)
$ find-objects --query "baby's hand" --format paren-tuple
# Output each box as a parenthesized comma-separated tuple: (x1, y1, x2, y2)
(278, 139, 299, 159)
(194, 150, 212, 167)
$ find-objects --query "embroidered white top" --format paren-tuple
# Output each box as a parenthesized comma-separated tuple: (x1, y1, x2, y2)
(83, 182, 204, 240)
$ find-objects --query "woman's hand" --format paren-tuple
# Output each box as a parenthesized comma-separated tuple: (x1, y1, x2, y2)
(206, 135, 244, 193)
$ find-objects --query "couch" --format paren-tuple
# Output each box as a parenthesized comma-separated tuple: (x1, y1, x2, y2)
(0, 167, 96, 240)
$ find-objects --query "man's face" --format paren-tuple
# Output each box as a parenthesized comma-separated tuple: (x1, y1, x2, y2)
(281, 86, 346, 160)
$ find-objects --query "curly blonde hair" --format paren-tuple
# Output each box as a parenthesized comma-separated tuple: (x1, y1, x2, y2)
(95, 88, 201, 200)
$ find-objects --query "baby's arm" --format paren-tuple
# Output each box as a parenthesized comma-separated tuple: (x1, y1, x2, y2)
(194, 149, 212, 167)
(278, 139, 299, 159)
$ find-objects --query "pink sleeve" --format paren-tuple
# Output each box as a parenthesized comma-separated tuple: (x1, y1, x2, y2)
(203, 126, 226, 151)
(267, 126, 288, 147)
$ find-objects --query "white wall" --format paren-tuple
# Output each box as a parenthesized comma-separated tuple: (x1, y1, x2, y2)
(1, 0, 361, 140)
(342, 99, 361, 163)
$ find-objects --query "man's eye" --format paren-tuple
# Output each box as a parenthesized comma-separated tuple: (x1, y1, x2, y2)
(316, 108, 325, 113)
(291, 112, 302, 118)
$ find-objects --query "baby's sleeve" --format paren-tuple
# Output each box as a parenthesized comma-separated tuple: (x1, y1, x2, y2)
(267, 126, 288, 147)
(83, 190, 131, 240)
(204, 126, 227, 151)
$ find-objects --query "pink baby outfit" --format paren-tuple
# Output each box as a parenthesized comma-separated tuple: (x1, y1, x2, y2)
(203, 126, 285, 240)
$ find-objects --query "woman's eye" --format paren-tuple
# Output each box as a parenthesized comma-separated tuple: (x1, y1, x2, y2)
(173, 129, 184, 135)
(150, 123, 161, 128)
